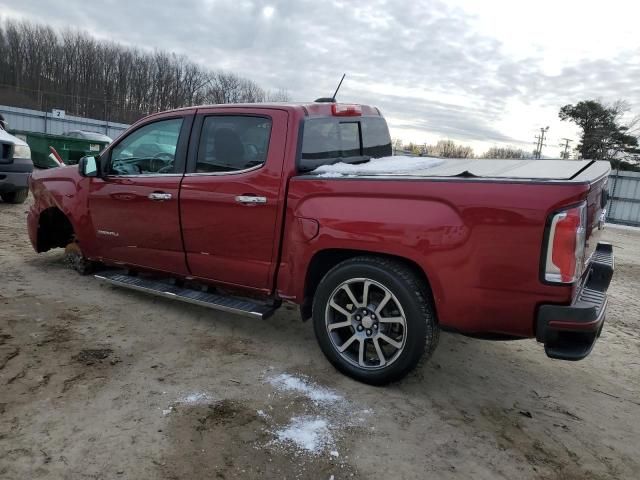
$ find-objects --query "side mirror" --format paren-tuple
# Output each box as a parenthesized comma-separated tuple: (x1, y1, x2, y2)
(79, 156, 99, 177)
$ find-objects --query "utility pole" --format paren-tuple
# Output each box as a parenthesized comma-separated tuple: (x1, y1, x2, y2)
(559, 138, 572, 159)
(534, 126, 549, 159)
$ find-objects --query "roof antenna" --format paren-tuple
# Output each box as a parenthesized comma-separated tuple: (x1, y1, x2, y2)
(314, 73, 346, 103)
(332, 73, 346, 101)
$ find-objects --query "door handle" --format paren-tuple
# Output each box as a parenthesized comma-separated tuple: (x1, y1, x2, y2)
(235, 195, 267, 205)
(148, 192, 172, 201)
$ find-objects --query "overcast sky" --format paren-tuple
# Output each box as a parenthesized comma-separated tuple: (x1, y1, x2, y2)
(2, 0, 640, 155)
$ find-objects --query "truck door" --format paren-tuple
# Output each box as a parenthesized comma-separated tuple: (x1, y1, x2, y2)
(179, 108, 288, 293)
(88, 114, 193, 274)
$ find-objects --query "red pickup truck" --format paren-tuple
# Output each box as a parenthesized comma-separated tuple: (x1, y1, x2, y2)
(27, 101, 614, 384)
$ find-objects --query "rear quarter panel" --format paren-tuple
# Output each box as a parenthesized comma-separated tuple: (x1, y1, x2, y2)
(278, 177, 590, 337)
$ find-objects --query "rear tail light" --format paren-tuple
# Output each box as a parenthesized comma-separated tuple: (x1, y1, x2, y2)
(544, 202, 587, 283)
(331, 104, 362, 116)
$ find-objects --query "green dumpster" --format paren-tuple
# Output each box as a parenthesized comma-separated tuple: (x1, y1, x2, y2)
(10, 131, 111, 169)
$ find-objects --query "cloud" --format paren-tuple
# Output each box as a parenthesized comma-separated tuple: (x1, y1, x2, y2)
(1, 0, 639, 148)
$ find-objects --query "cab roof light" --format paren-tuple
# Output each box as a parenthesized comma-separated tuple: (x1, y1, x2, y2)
(331, 104, 362, 117)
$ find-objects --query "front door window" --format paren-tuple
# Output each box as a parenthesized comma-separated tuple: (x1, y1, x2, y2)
(108, 118, 183, 175)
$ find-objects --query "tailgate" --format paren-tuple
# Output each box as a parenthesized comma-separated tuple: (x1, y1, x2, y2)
(582, 169, 610, 270)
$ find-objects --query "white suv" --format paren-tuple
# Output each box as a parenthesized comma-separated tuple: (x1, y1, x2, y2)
(0, 116, 33, 204)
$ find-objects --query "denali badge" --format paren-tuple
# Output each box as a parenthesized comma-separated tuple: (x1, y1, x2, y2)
(97, 230, 119, 237)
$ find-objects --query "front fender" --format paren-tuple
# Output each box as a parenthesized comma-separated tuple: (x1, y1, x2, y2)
(28, 166, 94, 253)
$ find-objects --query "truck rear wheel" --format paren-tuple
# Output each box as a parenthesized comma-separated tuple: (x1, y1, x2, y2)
(312, 256, 438, 385)
(1, 189, 28, 204)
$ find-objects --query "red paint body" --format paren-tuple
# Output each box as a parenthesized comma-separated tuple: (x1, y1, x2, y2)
(27, 103, 609, 339)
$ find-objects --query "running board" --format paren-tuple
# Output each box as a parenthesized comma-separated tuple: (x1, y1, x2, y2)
(94, 270, 278, 320)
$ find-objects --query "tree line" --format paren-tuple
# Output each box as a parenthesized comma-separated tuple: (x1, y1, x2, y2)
(394, 139, 532, 160)
(0, 20, 289, 124)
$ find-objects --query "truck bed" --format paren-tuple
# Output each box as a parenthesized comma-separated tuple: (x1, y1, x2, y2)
(284, 161, 609, 338)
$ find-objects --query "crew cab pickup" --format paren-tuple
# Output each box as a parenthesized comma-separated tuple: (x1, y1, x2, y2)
(27, 102, 614, 384)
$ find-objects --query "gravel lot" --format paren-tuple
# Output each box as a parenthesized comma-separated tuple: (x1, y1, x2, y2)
(1, 200, 639, 479)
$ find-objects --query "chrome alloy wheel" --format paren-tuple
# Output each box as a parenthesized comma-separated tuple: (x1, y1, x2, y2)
(324, 278, 407, 370)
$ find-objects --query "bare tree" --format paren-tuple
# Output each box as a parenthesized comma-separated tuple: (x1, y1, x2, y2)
(482, 146, 532, 159)
(267, 88, 291, 102)
(0, 19, 291, 124)
(425, 139, 474, 158)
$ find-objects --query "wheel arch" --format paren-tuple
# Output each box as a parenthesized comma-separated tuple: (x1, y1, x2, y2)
(36, 206, 76, 253)
(301, 248, 438, 322)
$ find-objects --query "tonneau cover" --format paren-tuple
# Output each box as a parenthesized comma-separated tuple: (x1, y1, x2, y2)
(409, 158, 592, 180)
(308, 157, 601, 181)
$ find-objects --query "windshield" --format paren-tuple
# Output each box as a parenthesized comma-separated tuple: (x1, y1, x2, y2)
(299, 116, 392, 171)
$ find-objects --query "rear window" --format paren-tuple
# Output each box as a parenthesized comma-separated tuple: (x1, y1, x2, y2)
(299, 116, 392, 171)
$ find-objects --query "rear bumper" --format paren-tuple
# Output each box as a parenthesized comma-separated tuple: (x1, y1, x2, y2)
(536, 242, 614, 361)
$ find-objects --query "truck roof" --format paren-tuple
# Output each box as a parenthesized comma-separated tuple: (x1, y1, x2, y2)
(191, 102, 382, 117)
(136, 102, 384, 131)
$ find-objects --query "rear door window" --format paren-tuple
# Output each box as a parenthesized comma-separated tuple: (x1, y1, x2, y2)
(196, 116, 272, 173)
(299, 116, 392, 171)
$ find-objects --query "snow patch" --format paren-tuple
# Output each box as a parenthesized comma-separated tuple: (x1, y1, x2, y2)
(312, 155, 445, 178)
(273, 416, 334, 454)
(267, 373, 342, 403)
(162, 391, 214, 415)
(262, 371, 371, 459)
(178, 392, 213, 405)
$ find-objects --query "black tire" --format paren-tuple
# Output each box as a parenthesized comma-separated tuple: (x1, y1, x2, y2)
(312, 256, 438, 385)
(1, 189, 28, 204)
(64, 242, 95, 275)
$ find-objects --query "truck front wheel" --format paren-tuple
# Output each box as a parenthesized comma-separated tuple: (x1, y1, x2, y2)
(1, 189, 28, 204)
(64, 242, 95, 275)
(312, 256, 438, 385)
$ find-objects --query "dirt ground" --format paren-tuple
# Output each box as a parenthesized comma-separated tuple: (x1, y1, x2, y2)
(1, 199, 639, 480)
